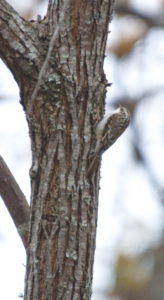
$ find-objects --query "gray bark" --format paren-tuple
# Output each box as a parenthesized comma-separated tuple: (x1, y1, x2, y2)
(0, 156, 29, 248)
(0, 0, 115, 299)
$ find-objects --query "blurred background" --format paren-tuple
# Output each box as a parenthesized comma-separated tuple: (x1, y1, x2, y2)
(0, 0, 164, 299)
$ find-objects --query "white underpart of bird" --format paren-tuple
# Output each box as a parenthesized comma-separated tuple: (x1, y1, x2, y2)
(87, 106, 130, 176)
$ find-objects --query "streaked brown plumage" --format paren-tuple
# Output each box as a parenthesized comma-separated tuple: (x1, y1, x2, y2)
(87, 106, 130, 175)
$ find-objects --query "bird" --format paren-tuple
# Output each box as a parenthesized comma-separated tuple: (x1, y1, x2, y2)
(87, 105, 130, 176)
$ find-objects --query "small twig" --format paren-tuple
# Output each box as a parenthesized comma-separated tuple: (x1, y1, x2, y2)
(29, 1, 68, 113)
(0, 156, 30, 249)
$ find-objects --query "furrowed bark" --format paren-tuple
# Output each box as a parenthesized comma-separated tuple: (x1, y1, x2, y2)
(0, 0, 115, 299)
(0, 0, 42, 83)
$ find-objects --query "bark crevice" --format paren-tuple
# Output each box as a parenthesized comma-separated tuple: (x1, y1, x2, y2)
(0, 0, 115, 299)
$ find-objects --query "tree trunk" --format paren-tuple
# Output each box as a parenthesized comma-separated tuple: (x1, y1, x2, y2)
(0, 0, 115, 299)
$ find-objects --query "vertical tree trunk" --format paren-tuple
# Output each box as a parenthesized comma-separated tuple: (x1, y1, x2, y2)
(0, 0, 115, 299)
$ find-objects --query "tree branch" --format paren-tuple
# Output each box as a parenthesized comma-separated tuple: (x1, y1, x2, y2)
(115, 4, 164, 28)
(0, 156, 30, 249)
(0, 0, 41, 85)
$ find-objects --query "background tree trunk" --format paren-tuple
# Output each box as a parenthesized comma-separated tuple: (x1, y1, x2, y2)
(0, 0, 115, 299)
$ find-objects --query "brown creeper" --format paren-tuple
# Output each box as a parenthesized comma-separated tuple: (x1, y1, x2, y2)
(87, 106, 130, 175)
